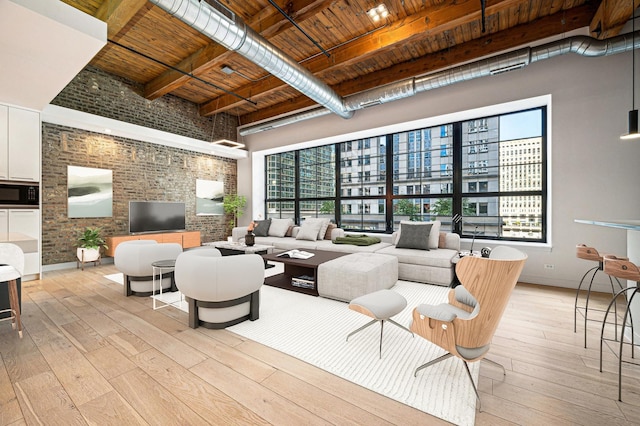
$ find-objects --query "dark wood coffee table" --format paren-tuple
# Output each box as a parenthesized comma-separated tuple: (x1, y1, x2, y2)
(261, 249, 350, 296)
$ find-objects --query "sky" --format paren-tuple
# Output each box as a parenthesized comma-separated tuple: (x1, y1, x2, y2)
(499, 109, 542, 140)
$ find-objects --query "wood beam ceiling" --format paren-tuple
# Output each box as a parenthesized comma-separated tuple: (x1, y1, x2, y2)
(143, 0, 333, 100)
(95, 0, 148, 38)
(590, 0, 640, 39)
(239, 3, 597, 124)
(199, 0, 529, 117)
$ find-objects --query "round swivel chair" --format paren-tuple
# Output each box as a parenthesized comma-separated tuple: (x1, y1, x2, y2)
(599, 254, 640, 401)
(114, 240, 183, 297)
(174, 248, 264, 329)
(574, 244, 624, 348)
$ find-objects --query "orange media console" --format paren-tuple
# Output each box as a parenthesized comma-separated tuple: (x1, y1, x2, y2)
(105, 231, 201, 257)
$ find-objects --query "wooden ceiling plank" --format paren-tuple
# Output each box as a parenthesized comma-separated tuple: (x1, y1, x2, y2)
(96, 0, 149, 38)
(143, 0, 332, 100)
(199, 0, 527, 116)
(240, 3, 595, 124)
(590, 0, 639, 39)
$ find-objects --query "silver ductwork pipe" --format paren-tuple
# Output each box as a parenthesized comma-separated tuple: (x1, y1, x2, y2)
(530, 32, 639, 61)
(239, 30, 640, 136)
(240, 107, 332, 136)
(148, 0, 353, 119)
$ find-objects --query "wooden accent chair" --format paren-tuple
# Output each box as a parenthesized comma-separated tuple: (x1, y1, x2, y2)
(410, 246, 527, 411)
(574, 244, 624, 348)
(599, 254, 640, 401)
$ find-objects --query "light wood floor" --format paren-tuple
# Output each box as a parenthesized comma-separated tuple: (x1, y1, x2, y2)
(1, 265, 639, 425)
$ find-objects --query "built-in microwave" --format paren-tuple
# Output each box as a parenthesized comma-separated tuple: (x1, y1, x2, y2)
(0, 182, 39, 208)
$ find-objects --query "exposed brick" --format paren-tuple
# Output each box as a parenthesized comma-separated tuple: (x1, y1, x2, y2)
(42, 67, 239, 265)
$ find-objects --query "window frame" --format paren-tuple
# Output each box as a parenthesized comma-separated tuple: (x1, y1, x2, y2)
(260, 98, 549, 244)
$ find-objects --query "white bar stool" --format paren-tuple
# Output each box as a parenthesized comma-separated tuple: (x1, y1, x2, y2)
(0, 243, 25, 338)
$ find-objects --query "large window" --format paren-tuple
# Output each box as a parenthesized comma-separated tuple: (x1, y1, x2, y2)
(264, 106, 547, 242)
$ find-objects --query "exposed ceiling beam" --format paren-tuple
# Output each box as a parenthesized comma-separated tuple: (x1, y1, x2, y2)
(199, 0, 525, 116)
(590, 0, 639, 39)
(143, 0, 332, 100)
(239, 4, 596, 124)
(95, 0, 148, 38)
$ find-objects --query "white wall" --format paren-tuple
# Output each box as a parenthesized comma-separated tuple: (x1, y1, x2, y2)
(238, 49, 640, 290)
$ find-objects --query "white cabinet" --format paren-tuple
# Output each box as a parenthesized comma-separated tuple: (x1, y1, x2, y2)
(7, 107, 40, 182)
(0, 209, 40, 276)
(0, 209, 7, 234)
(0, 106, 7, 179)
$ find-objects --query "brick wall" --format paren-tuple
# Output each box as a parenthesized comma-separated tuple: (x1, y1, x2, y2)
(42, 67, 240, 265)
(52, 66, 237, 142)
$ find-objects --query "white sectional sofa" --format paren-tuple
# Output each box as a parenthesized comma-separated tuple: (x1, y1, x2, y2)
(231, 220, 460, 286)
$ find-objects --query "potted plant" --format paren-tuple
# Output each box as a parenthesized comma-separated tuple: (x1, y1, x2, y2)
(76, 227, 108, 265)
(222, 193, 247, 236)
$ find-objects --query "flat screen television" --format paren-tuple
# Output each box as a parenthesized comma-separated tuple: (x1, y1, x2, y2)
(129, 201, 186, 234)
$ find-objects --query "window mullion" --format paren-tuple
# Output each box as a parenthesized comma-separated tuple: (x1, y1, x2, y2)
(452, 122, 463, 233)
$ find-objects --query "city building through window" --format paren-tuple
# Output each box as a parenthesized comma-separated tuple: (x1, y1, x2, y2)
(265, 106, 546, 242)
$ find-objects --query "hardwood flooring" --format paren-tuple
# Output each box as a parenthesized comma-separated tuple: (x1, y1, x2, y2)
(1, 265, 639, 425)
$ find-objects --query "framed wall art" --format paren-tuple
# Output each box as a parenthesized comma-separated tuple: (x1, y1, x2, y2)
(196, 179, 224, 215)
(68, 165, 113, 218)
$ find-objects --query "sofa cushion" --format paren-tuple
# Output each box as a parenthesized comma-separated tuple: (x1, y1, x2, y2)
(324, 223, 337, 240)
(296, 220, 324, 241)
(396, 223, 432, 250)
(300, 217, 330, 240)
(268, 218, 293, 237)
(376, 245, 457, 268)
(394, 220, 441, 249)
(429, 220, 442, 248)
(253, 219, 271, 236)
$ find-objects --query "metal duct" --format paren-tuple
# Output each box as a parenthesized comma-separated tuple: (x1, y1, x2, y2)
(344, 80, 416, 110)
(240, 107, 331, 136)
(148, 0, 353, 119)
(530, 33, 638, 61)
(240, 31, 640, 136)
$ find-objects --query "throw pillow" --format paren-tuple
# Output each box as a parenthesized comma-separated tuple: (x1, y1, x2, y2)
(429, 220, 441, 249)
(300, 217, 330, 240)
(296, 220, 323, 241)
(324, 223, 337, 240)
(395, 222, 432, 250)
(268, 218, 294, 237)
(253, 219, 271, 237)
(395, 220, 441, 249)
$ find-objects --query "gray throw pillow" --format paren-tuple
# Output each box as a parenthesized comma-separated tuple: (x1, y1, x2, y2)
(253, 219, 271, 236)
(396, 222, 432, 250)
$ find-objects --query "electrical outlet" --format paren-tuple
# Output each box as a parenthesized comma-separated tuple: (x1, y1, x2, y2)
(544, 264, 554, 270)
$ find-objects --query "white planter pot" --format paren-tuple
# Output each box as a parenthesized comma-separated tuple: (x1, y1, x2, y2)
(77, 247, 100, 262)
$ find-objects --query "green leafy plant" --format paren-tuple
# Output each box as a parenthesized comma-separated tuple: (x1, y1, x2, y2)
(395, 199, 421, 221)
(223, 194, 247, 235)
(76, 227, 108, 251)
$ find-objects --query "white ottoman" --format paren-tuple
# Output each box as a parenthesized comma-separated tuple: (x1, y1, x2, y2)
(317, 252, 398, 302)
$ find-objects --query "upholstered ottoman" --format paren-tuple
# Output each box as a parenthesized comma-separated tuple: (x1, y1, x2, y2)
(317, 252, 398, 302)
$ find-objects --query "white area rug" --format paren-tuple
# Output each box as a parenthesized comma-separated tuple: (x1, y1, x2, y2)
(229, 278, 478, 426)
(104, 268, 478, 425)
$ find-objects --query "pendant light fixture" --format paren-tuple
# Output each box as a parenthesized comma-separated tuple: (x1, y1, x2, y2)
(621, 3, 640, 140)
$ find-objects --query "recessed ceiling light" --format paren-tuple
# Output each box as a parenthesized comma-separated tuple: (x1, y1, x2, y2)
(367, 4, 389, 22)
